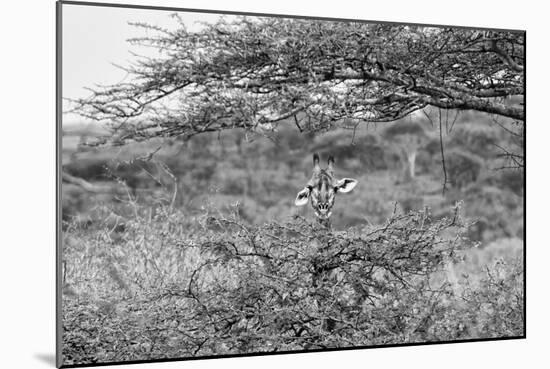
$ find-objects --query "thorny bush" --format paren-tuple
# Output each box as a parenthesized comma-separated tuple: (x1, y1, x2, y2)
(62, 204, 523, 364)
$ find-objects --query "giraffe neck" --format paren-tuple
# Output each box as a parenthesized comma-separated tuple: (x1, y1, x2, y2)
(317, 217, 331, 229)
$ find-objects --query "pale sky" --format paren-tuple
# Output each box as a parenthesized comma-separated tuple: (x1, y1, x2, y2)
(62, 4, 235, 124)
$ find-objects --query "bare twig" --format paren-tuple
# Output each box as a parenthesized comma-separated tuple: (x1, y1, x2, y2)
(438, 108, 449, 195)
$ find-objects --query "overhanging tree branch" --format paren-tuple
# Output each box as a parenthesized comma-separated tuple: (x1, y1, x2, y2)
(69, 18, 524, 144)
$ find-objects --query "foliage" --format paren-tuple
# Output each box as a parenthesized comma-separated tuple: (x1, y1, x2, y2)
(384, 120, 427, 139)
(62, 203, 523, 365)
(444, 150, 484, 189)
(69, 17, 524, 145)
(448, 124, 498, 158)
(460, 184, 523, 242)
(458, 259, 524, 338)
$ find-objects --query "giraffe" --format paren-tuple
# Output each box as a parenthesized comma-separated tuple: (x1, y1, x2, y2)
(294, 153, 358, 228)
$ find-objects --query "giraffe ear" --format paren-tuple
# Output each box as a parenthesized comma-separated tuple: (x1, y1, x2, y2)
(295, 187, 311, 206)
(334, 178, 358, 193)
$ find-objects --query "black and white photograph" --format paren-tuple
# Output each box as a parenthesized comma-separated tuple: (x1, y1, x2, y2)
(58, 1, 525, 367)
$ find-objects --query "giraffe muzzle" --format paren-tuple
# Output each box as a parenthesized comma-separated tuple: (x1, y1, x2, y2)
(316, 203, 332, 218)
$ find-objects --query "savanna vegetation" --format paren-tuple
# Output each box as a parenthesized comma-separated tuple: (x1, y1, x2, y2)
(61, 15, 524, 366)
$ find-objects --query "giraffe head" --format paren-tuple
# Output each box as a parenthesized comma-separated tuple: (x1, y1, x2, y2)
(295, 153, 358, 222)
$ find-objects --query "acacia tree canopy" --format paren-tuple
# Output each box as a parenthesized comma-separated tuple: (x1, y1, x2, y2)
(70, 16, 524, 145)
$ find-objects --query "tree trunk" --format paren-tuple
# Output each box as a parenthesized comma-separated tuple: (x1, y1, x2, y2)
(402, 149, 417, 182)
(408, 151, 417, 180)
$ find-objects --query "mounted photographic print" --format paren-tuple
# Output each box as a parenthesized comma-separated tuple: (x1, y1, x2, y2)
(57, 1, 525, 367)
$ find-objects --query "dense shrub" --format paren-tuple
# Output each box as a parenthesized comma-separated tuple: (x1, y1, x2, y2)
(445, 150, 483, 189)
(62, 204, 523, 365)
(482, 169, 524, 196)
(458, 259, 524, 338)
(448, 124, 498, 158)
(458, 184, 524, 242)
(63, 157, 110, 181)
